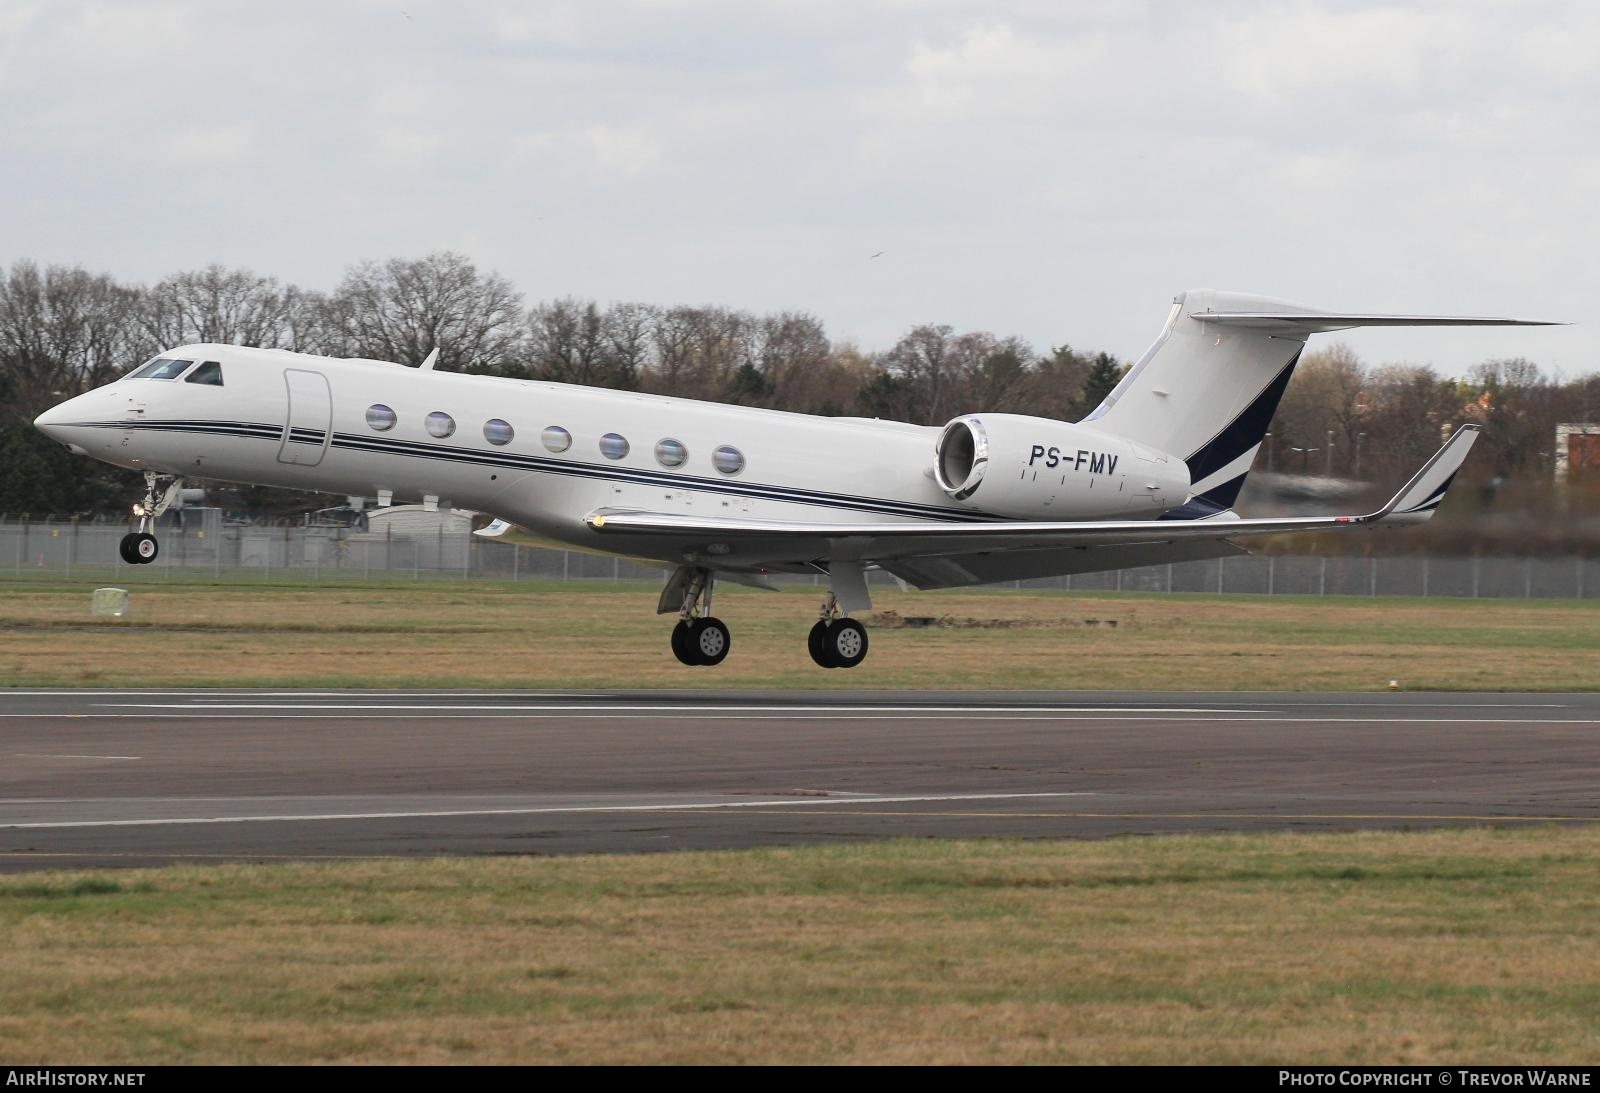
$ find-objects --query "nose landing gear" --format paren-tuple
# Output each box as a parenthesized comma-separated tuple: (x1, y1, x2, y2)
(118, 471, 183, 566)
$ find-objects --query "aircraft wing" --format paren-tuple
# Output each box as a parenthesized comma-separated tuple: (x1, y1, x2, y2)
(579, 425, 1479, 588)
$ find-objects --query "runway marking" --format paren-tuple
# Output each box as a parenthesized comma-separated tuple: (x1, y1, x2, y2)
(706, 809, 1599, 823)
(99, 703, 1267, 714)
(0, 791, 1084, 830)
(1, 691, 616, 698)
(3, 712, 1596, 726)
(0, 691, 1577, 708)
(11, 753, 141, 761)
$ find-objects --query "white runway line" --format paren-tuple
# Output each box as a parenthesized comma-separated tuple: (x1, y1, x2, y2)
(12, 754, 141, 761)
(0, 791, 1084, 830)
(1, 713, 1596, 724)
(101, 702, 1267, 714)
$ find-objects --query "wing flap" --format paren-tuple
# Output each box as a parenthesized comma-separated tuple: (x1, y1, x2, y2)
(882, 539, 1249, 590)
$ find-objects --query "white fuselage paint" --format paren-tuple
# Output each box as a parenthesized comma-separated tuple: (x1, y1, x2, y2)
(37, 343, 1176, 568)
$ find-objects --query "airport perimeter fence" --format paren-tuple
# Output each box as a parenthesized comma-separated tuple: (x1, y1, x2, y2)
(1, 515, 1598, 600)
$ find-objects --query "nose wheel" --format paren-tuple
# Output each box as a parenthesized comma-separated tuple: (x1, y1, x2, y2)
(120, 472, 182, 566)
(119, 532, 159, 565)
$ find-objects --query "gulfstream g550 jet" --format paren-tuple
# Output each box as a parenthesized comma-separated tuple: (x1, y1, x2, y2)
(33, 290, 1553, 669)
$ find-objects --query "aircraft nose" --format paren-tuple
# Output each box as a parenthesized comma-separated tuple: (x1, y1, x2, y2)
(33, 399, 72, 439)
(33, 394, 92, 454)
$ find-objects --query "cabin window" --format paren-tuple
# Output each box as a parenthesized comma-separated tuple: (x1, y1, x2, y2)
(185, 361, 224, 386)
(712, 445, 745, 475)
(426, 411, 456, 439)
(599, 433, 629, 460)
(130, 357, 194, 380)
(366, 404, 397, 431)
(654, 438, 688, 468)
(541, 426, 572, 453)
(483, 419, 514, 446)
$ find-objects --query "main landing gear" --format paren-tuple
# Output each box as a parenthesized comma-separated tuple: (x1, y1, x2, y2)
(670, 568, 731, 667)
(118, 471, 183, 566)
(808, 591, 869, 669)
(660, 567, 872, 669)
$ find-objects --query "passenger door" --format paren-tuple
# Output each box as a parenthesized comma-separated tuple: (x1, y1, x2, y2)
(278, 369, 332, 467)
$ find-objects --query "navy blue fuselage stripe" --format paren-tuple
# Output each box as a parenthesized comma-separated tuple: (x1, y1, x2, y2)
(327, 430, 992, 520)
(69, 418, 996, 523)
(1190, 350, 1299, 486)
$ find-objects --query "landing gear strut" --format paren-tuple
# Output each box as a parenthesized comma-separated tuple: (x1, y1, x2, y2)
(669, 568, 731, 666)
(808, 591, 869, 669)
(119, 471, 182, 566)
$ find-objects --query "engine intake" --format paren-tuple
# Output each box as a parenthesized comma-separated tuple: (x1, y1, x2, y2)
(933, 415, 988, 500)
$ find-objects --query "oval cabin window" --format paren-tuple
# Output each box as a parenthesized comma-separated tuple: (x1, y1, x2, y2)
(654, 438, 688, 468)
(541, 426, 572, 453)
(712, 445, 745, 475)
(599, 433, 630, 460)
(483, 419, 514, 446)
(366, 404, 397, 431)
(426, 412, 456, 439)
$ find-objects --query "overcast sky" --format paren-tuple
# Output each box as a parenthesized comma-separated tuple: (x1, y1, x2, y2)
(2, 0, 1592, 375)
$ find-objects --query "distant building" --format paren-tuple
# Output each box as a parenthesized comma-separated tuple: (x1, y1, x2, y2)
(361, 504, 477, 537)
(1555, 425, 1600, 478)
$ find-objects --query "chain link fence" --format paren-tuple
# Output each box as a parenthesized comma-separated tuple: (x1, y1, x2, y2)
(1, 516, 1595, 599)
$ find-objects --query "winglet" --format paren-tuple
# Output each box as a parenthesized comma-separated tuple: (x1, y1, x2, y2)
(1369, 424, 1480, 526)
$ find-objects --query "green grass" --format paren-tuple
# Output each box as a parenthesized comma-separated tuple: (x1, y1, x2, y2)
(3, 828, 1599, 1063)
(2, 574, 1599, 690)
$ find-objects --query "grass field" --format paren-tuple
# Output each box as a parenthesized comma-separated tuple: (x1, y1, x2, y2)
(1, 574, 1598, 690)
(3, 828, 1598, 1064)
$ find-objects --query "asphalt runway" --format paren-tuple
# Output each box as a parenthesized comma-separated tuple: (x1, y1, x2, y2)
(3, 689, 1599, 872)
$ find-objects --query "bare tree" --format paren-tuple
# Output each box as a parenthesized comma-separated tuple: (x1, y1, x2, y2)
(1270, 344, 1367, 474)
(883, 323, 955, 424)
(1359, 364, 1462, 481)
(528, 297, 607, 384)
(0, 261, 139, 409)
(0, 261, 142, 513)
(331, 251, 525, 373)
(1021, 345, 1092, 421)
(136, 265, 295, 350)
(646, 305, 698, 395)
(602, 302, 652, 391)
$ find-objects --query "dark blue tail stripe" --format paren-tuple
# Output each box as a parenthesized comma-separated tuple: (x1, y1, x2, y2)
(1181, 351, 1303, 510)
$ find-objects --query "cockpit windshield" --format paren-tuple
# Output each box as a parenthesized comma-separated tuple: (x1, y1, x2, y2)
(128, 357, 195, 380)
(185, 360, 224, 386)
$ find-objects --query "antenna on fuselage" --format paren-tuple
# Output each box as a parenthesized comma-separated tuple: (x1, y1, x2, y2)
(419, 347, 439, 371)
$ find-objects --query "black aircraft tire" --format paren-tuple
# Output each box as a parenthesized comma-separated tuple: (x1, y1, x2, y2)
(808, 620, 835, 668)
(118, 533, 140, 565)
(131, 533, 159, 565)
(671, 620, 698, 666)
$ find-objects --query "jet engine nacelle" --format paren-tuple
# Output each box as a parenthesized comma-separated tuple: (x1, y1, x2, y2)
(933, 413, 1191, 519)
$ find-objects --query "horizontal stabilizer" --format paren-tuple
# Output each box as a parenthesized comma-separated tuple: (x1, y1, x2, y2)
(1190, 311, 1561, 333)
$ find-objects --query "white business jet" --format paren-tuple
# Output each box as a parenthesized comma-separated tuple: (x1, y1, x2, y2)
(33, 290, 1553, 669)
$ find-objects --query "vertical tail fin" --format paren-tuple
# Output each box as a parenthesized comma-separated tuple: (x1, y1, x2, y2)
(1083, 290, 1557, 517)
